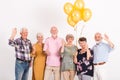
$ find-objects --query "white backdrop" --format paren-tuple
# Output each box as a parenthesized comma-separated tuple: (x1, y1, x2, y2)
(0, 0, 120, 80)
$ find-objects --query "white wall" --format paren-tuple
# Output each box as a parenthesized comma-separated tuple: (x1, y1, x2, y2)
(0, 0, 120, 80)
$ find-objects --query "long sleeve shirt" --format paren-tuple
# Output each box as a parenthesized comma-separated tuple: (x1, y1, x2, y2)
(9, 37, 32, 61)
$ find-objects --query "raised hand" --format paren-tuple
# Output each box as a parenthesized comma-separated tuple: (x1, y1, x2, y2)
(12, 28, 17, 36)
(62, 39, 65, 46)
(85, 43, 92, 60)
(60, 39, 65, 53)
(103, 34, 109, 41)
(32, 45, 36, 54)
(85, 43, 89, 50)
(103, 34, 114, 48)
(10, 28, 17, 40)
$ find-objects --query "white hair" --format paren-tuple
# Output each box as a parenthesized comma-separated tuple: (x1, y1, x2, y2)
(20, 27, 28, 33)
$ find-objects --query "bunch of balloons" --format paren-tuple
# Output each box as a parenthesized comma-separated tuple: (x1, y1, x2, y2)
(64, 0, 92, 27)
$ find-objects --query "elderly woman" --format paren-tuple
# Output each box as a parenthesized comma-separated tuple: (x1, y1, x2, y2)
(31, 33, 46, 80)
(61, 34, 77, 80)
(74, 37, 93, 80)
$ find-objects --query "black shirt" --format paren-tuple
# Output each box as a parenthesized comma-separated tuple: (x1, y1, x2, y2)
(76, 49, 94, 76)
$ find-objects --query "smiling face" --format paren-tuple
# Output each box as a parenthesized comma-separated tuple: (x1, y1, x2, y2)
(66, 34, 74, 44)
(78, 37, 87, 49)
(36, 33, 43, 43)
(20, 28, 28, 40)
(50, 26, 58, 38)
(94, 32, 102, 42)
(67, 37, 74, 44)
(79, 41, 86, 49)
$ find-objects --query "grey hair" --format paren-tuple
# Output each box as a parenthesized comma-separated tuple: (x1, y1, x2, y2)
(20, 27, 28, 33)
(50, 26, 58, 32)
(66, 34, 74, 41)
(36, 32, 43, 38)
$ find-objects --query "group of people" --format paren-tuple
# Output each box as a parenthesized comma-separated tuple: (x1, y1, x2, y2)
(8, 26, 114, 80)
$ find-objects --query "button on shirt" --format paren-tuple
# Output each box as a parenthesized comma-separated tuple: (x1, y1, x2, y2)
(44, 37, 62, 66)
(8, 37, 32, 61)
(92, 42, 113, 63)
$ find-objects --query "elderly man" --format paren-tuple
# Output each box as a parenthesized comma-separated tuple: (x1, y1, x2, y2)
(8, 27, 32, 80)
(43, 26, 62, 80)
(92, 32, 114, 80)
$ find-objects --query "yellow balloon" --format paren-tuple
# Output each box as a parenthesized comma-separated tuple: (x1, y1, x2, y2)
(71, 9, 82, 23)
(74, 0, 84, 10)
(82, 8, 92, 22)
(67, 15, 76, 27)
(64, 2, 73, 15)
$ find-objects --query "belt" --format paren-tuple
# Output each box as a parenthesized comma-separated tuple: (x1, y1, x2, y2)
(94, 62, 106, 65)
(16, 58, 31, 63)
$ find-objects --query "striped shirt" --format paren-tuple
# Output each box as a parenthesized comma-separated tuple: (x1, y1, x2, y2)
(9, 37, 32, 61)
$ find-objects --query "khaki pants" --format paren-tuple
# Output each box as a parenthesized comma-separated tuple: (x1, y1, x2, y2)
(44, 65, 60, 80)
(62, 70, 75, 80)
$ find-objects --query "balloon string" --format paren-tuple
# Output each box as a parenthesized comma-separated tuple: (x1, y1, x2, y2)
(74, 24, 85, 47)
(80, 24, 85, 37)
(74, 25, 78, 47)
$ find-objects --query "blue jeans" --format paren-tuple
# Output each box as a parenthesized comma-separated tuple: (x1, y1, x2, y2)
(15, 59, 30, 80)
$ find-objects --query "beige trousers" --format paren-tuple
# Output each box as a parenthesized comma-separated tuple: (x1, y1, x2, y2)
(44, 65, 60, 80)
(62, 70, 75, 80)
